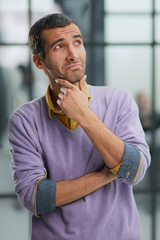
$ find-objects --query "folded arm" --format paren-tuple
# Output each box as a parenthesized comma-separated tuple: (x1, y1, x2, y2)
(9, 112, 116, 217)
(56, 77, 151, 185)
(36, 166, 116, 216)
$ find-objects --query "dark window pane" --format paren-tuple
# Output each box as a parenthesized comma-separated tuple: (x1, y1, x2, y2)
(0, 46, 29, 148)
(84, 46, 105, 86)
(56, 0, 91, 42)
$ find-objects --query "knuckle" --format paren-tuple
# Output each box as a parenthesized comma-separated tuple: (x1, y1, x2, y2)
(60, 101, 65, 108)
(67, 89, 72, 95)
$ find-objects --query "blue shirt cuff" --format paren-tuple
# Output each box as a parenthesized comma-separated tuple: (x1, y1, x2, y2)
(36, 178, 56, 215)
(115, 142, 141, 182)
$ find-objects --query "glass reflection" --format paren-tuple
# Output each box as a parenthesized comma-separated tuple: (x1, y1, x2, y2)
(156, 0, 160, 12)
(31, 0, 62, 24)
(155, 16, 160, 43)
(105, 16, 152, 43)
(0, 0, 28, 43)
(134, 194, 152, 240)
(156, 194, 160, 239)
(0, 199, 30, 240)
(32, 61, 49, 99)
(105, 46, 151, 99)
(155, 47, 160, 113)
(105, 0, 152, 13)
(0, 149, 14, 193)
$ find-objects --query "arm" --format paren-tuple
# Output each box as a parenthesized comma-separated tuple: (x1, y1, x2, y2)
(56, 167, 116, 207)
(77, 107, 124, 169)
(56, 77, 124, 169)
(56, 77, 151, 184)
(36, 166, 116, 216)
(9, 111, 116, 216)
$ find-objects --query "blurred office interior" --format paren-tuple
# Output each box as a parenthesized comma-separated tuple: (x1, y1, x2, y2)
(0, 0, 160, 239)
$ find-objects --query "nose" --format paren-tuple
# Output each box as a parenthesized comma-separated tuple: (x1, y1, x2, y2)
(66, 45, 79, 61)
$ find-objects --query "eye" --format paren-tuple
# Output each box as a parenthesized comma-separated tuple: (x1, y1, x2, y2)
(54, 44, 61, 50)
(74, 40, 82, 46)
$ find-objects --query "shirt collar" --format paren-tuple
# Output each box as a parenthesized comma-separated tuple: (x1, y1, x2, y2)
(45, 83, 91, 119)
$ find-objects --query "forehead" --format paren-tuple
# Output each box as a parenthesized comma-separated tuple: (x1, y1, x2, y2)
(42, 23, 82, 43)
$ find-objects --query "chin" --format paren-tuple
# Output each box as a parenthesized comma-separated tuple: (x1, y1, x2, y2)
(69, 78, 81, 84)
(68, 72, 84, 84)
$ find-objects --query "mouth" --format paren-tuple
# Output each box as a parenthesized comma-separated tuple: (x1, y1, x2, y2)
(64, 63, 83, 71)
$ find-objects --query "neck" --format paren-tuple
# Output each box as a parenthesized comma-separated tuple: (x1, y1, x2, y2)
(50, 84, 61, 110)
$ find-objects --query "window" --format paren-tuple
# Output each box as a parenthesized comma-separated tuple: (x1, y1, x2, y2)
(0, 0, 159, 239)
(104, 1, 160, 239)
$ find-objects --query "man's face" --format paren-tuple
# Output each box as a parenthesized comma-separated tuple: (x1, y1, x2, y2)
(41, 23, 86, 84)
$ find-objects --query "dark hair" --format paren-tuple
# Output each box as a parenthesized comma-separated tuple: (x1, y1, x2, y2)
(28, 13, 75, 59)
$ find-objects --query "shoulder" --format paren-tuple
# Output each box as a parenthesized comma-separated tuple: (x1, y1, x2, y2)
(8, 96, 47, 142)
(88, 85, 134, 105)
(88, 84, 130, 95)
(9, 96, 46, 123)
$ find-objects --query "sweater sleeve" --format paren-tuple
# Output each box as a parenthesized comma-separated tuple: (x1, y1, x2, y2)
(109, 90, 151, 185)
(8, 111, 56, 216)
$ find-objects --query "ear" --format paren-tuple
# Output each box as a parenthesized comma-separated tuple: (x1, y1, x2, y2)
(32, 54, 44, 70)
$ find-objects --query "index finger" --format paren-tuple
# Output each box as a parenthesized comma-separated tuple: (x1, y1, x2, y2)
(55, 78, 74, 89)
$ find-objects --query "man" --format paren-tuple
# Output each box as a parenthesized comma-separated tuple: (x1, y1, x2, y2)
(9, 13, 150, 240)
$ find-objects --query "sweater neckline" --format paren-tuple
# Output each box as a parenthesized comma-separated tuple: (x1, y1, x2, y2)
(52, 113, 81, 137)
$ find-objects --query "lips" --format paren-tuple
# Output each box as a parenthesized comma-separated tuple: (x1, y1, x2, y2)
(64, 62, 83, 71)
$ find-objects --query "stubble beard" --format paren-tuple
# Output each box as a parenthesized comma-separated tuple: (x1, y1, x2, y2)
(54, 66, 85, 84)
(63, 70, 85, 84)
(45, 61, 86, 84)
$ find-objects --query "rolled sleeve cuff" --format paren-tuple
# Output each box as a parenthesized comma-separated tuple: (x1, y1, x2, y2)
(35, 178, 56, 216)
(111, 142, 142, 182)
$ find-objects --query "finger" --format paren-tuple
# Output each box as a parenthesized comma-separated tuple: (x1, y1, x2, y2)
(57, 99, 61, 106)
(55, 78, 73, 89)
(60, 87, 67, 95)
(81, 74, 87, 82)
(58, 93, 64, 100)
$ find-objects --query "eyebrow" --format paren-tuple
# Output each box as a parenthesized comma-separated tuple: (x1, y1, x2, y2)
(50, 38, 64, 49)
(50, 34, 83, 49)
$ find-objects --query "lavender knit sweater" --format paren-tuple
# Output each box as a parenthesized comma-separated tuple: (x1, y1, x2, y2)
(9, 85, 150, 240)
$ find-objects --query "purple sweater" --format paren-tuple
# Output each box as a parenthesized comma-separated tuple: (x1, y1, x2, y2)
(9, 85, 150, 240)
